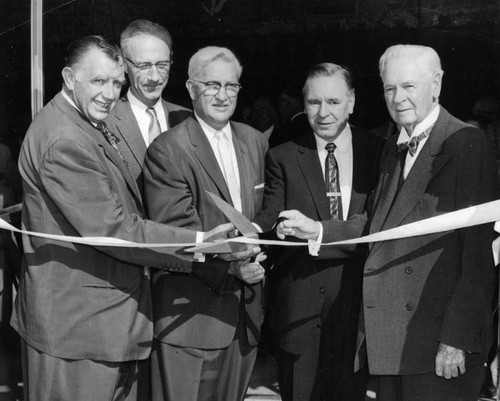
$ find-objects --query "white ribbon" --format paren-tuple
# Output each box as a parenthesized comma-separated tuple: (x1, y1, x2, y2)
(1, 200, 500, 255)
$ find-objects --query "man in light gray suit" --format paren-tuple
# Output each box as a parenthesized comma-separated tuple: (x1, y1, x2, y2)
(12, 35, 231, 401)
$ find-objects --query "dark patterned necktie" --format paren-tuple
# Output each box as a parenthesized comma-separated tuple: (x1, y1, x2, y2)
(325, 142, 343, 220)
(397, 126, 432, 157)
(96, 122, 128, 166)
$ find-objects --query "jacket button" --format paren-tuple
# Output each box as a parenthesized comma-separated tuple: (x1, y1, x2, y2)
(314, 323, 321, 329)
(319, 287, 326, 294)
(405, 266, 413, 274)
(405, 303, 413, 311)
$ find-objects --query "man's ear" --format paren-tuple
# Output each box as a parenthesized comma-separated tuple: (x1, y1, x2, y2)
(432, 71, 443, 102)
(348, 91, 356, 115)
(185, 79, 197, 101)
(62, 67, 75, 91)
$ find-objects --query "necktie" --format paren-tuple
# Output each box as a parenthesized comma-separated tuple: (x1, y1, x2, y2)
(215, 130, 242, 212)
(325, 142, 343, 220)
(146, 107, 161, 144)
(397, 128, 431, 157)
(96, 122, 128, 166)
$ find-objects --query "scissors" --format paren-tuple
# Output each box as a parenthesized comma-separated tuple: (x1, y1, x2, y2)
(185, 191, 285, 255)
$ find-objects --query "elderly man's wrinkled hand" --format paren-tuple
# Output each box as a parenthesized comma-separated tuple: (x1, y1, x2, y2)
(435, 343, 466, 379)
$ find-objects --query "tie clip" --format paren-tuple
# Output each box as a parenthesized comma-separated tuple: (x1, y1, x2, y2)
(326, 191, 341, 197)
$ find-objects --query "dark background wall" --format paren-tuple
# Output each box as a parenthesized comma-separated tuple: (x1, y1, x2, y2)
(0, 0, 499, 153)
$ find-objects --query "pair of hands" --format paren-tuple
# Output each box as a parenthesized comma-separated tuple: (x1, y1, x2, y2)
(203, 223, 266, 284)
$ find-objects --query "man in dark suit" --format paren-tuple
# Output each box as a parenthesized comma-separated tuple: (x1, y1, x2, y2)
(279, 45, 498, 401)
(253, 63, 383, 401)
(144, 46, 268, 401)
(11, 36, 231, 401)
(105, 19, 191, 193)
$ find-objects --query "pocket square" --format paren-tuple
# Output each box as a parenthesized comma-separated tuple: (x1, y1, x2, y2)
(254, 183, 265, 189)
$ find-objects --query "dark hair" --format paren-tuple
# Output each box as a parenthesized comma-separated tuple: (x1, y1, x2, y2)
(65, 35, 122, 68)
(121, 19, 173, 57)
(303, 62, 354, 94)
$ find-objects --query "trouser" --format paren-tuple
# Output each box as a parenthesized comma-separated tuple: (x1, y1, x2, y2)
(21, 339, 142, 401)
(151, 337, 257, 401)
(376, 365, 484, 401)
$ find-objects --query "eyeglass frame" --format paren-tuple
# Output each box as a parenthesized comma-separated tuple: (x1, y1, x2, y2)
(190, 79, 242, 97)
(125, 57, 173, 74)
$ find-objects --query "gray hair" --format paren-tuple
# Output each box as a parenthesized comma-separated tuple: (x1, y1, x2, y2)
(188, 46, 242, 80)
(379, 44, 443, 78)
(120, 19, 173, 57)
(303, 62, 355, 95)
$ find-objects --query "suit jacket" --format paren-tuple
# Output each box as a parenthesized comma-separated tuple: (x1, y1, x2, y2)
(363, 107, 498, 375)
(105, 96, 192, 193)
(144, 115, 268, 349)
(253, 126, 383, 355)
(11, 92, 197, 363)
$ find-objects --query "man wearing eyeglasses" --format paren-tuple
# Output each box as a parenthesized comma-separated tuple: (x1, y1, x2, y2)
(144, 46, 268, 401)
(106, 19, 191, 194)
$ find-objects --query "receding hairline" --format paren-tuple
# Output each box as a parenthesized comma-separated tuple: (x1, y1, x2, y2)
(120, 19, 173, 57)
(187, 46, 242, 80)
(379, 44, 443, 77)
(303, 62, 355, 96)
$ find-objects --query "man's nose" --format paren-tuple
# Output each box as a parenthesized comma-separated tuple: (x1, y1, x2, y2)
(318, 102, 330, 117)
(393, 87, 405, 103)
(102, 82, 118, 100)
(147, 66, 162, 81)
(215, 86, 229, 101)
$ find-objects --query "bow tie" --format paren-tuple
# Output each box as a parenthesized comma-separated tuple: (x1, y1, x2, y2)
(397, 127, 432, 157)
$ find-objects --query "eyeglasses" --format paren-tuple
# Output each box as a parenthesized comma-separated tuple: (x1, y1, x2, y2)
(125, 57, 173, 74)
(191, 79, 242, 97)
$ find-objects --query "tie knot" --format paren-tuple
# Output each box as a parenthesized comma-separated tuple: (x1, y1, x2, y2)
(215, 130, 227, 141)
(96, 122, 108, 133)
(146, 107, 157, 118)
(325, 142, 336, 154)
(397, 127, 431, 157)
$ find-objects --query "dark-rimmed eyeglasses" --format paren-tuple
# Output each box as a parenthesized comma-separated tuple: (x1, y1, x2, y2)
(125, 57, 173, 74)
(191, 79, 242, 97)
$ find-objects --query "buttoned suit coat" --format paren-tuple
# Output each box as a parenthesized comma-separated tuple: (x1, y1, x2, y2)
(11, 92, 197, 363)
(253, 127, 383, 355)
(105, 96, 191, 193)
(144, 115, 268, 349)
(361, 107, 498, 375)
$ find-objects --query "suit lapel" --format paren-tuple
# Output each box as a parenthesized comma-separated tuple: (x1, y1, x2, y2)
(187, 117, 233, 205)
(296, 133, 331, 221)
(348, 129, 370, 218)
(56, 94, 143, 204)
(232, 123, 253, 218)
(112, 99, 147, 171)
(370, 109, 451, 254)
(369, 144, 402, 236)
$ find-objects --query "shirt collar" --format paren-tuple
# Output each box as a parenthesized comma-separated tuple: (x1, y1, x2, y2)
(61, 89, 97, 126)
(194, 112, 231, 138)
(397, 104, 440, 144)
(127, 89, 162, 113)
(314, 123, 352, 153)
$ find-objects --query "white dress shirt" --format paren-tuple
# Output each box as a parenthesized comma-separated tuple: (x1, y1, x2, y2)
(127, 90, 168, 146)
(309, 124, 354, 255)
(397, 104, 440, 179)
(195, 113, 242, 212)
(315, 125, 353, 221)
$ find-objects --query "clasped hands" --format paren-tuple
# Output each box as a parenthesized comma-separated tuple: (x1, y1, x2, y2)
(203, 223, 266, 284)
